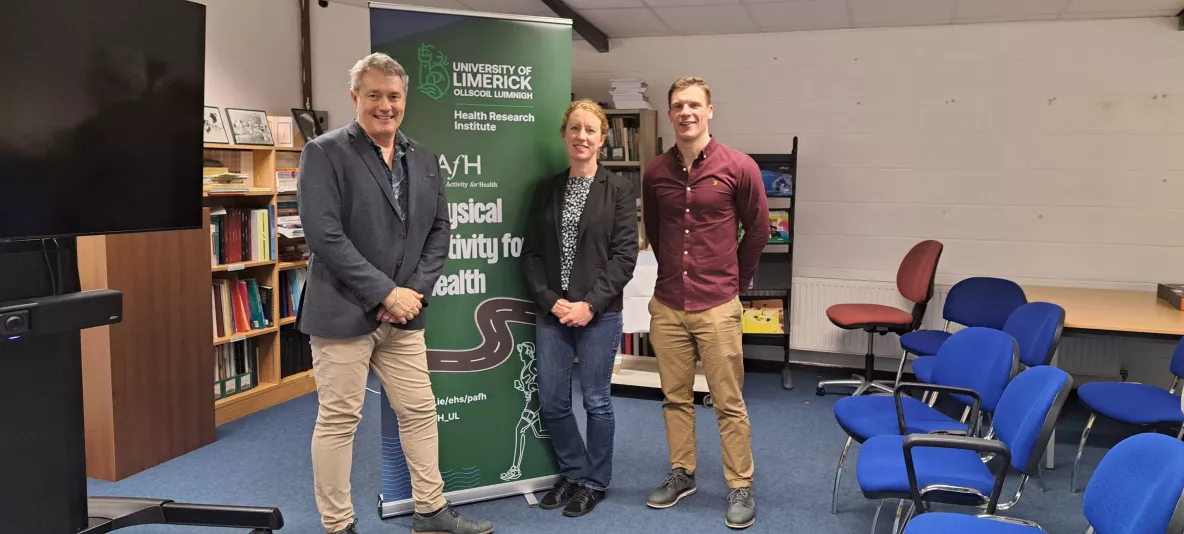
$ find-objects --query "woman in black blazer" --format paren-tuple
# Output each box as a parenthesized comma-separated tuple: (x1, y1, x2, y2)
(522, 99, 638, 517)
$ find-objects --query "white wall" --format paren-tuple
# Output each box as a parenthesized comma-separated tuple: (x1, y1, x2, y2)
(310, 1, 370, 131)
(573, 16, 1184, 291)
(197, 0, 302, 116)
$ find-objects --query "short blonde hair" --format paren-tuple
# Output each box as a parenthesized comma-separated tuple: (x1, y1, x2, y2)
(560, 98, 609, 142)
(668, 77, 711, 106)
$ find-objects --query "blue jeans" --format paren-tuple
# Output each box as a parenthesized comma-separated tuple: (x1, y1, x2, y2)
(536, 310, 622, 492)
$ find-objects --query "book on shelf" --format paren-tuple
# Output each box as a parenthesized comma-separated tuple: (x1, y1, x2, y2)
(768, 211, 791, 243)
(619, 332, 653, 356)
(215, 338, 259, 400)
(280, 267, 307, 319)
(280, 325, 314, 378)
(742, 300, 784, 334)
(209, 206, 277, 265)
(276, 167, 298, 193)
(212, 276, 272, 338)
(599, 116, 639, 162)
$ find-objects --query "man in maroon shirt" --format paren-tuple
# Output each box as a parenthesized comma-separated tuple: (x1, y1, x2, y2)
(641, 77, 769, 529)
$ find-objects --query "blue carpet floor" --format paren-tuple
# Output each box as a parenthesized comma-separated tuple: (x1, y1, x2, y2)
(87, 364, 1159, 533)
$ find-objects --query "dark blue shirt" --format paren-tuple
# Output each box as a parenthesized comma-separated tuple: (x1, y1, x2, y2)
(364, 129, 410, 221)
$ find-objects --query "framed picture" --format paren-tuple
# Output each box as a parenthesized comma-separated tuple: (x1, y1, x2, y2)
(226, 108, 274, 146)
(292, 108, 323, 142)
(268, 116, 294, 148)
(203, 106, 228, 144)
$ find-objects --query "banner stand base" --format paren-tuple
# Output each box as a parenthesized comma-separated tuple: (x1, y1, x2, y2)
(378, 475, 560, 519)
(522, 492, 539, 508)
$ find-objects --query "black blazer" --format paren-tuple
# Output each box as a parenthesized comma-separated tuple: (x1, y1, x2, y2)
(522, 164, 639, 316)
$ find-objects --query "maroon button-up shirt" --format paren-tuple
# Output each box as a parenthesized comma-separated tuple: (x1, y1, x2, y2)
(642, 137, 770, 312)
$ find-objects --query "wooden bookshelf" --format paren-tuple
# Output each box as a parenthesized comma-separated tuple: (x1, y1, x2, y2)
(601, 109, 659, 250)
(203, 142, 312, 426)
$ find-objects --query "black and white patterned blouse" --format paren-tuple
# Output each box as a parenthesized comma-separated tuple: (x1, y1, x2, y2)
(560, 176, 595, 291)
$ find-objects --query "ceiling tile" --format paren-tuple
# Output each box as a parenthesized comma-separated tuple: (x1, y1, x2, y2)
(954, 0, 1070, 22)
(1062, 0, 1184, 14)
(746, 0, 850, 32)
(652, 5, 758, 34)
(565, 0, 646, 7)
(579, 7, 673, 37)
(849, 0, 956, 27)
(644, 0, 741, 7)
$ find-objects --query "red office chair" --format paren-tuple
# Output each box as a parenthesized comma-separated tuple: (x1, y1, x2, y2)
(816, 240, 943, 396)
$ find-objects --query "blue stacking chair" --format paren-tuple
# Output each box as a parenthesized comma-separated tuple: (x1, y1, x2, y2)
(1071, 335, 1184, 493)
(903, 432, 1184, 534)
(830, 327, 1018, 514)
(855, 365, 1072, 532)
(911, 301, 1063, 415)
(895, 277, 1026, 387)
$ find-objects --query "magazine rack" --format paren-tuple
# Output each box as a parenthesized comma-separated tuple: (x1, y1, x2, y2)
(744, 136, 799, 390)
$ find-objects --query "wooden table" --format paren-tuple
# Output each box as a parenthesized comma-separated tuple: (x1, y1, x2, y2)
(1021, 285, 1184, 469)
(1022, 285, 1184, 338)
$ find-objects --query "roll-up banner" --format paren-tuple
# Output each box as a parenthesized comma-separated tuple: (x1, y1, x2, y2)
(368, 2, 572, 517)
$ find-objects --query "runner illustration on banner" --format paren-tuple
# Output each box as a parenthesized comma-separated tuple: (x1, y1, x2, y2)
(500, 341, 549, 481)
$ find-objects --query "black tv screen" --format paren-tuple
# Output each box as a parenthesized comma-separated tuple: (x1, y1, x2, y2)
(0, 0, 205, 242)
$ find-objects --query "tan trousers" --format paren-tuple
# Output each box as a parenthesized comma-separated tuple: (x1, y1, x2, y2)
(310, 323, 446, 532)
(648, 296, 754, 488)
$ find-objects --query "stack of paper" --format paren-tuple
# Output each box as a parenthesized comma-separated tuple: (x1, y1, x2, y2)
(609, 79, 651, 110)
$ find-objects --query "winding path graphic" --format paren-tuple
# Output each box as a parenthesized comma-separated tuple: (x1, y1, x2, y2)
(427, 297, 537, 372)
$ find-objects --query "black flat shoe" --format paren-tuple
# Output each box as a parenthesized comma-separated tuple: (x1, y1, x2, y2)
(563, 486, 605, 517)
(539, 479, 579, 510)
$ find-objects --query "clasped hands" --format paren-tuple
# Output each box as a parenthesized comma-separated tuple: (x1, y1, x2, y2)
(552, 299, 593, 327)
(377, 286, 423, 324)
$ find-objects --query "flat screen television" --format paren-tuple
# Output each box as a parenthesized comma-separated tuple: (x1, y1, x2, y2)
(0, 0, 206, 242)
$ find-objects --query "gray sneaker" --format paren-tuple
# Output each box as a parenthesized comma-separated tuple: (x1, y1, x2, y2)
(646, 468, 697, 509)
(725, 487, 756, 529)
(412, 504, 493, 534)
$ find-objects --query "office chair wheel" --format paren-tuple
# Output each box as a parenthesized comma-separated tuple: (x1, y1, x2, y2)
(702, 394, 713, 408)
(815, 385, 825, 396)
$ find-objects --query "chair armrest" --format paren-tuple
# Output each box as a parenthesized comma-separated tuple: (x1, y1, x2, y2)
(893, 382, 983, 436)
(902, 434, 1012, 516)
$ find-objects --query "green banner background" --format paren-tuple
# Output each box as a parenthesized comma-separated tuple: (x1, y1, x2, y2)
(373, 5, 571, 509)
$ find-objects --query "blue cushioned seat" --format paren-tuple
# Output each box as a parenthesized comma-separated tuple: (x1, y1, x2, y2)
(1071, 335, 1184, 493)
(835, 396, 967, 440)
(828, 327, 1018, 515)
(905, 513, 1043, 533)
(911, 356, 936, 384)
(1077, 383, 1184, 425)
(899, 330, 951, 357)
(857, 434, 996, 497)
(858, 366, 1072, 530)
(905, 432, 1184, 534)
(892, 277, 1026, 386)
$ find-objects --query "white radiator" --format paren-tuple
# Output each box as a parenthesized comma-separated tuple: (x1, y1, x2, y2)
(787, 277, 1123, 380)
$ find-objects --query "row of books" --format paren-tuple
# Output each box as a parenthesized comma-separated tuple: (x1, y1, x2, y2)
(600, 117, 640, 162)
(620, 332, 654, 357)
(276, 168, 298, 193)
(210, 206, 277, 266)
(215, 338, 259, 400)
(280, 326, 314, 378)
(280, 267, 306, 320)
(213, 277, 273, 338)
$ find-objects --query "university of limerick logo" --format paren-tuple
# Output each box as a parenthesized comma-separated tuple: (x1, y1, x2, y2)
(417, 43, 449, 100)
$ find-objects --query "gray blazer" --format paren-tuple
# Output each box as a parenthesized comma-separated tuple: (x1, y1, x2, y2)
(295, 120, 450, 338)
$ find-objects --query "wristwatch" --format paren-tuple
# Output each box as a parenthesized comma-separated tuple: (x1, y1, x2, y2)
(587, 303, 596, 313)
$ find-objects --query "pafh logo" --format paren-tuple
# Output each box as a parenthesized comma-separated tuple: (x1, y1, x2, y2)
(439, 154, 482, 180)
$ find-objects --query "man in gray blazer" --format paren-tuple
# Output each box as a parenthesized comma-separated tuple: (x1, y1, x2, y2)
(297, 52, 493, 534)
